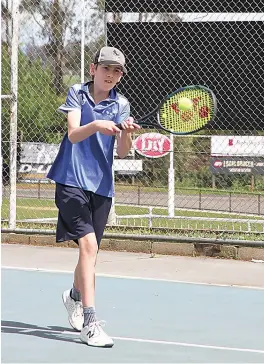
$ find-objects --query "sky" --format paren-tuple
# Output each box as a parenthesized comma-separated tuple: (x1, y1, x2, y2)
(2, 3, 264, 53)
(15, 10, 264, 48)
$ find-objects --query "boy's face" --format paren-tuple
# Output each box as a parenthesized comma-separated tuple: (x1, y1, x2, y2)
(90, 63, 123, 91)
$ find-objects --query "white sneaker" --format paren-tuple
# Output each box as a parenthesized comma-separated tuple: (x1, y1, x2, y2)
(62, 289, 84, 331)
(80, 321, 114, 347)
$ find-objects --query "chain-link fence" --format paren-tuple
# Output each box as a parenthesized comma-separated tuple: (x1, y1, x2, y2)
(1, 1, 264, 242)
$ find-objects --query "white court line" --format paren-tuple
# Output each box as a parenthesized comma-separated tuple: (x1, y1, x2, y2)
(1, 325, 264, 355)
(2, 265, 264, 290)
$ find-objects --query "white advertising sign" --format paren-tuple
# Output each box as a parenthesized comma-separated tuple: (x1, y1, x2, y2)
(21, 141, 133, 161)
(211, 136, 264, 157)
(19, 142, 140, 178)
(134, 133, 172, 158)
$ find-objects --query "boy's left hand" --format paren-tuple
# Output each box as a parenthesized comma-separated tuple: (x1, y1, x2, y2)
(120, 117, 141, 133)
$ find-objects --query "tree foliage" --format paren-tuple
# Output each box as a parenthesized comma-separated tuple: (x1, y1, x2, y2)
(2, 42, 65, 148)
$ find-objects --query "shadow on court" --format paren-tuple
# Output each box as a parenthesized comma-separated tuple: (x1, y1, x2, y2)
(1, 320, 81, 345)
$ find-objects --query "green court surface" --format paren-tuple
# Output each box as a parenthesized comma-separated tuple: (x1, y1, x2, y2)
(2, 267, 264, 363)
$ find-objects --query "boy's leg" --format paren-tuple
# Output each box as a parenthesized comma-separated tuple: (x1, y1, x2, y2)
(78, 232, 113, 347)
(56, 183, 113, 345)
(79, 193, 113, 347)
(62, 262, 83, 330)
(78, 232, 97, 308)
(73, 192, 112, 305)
(71, 264, 81, 301)
(56, 184, 94, 331)
(72, 242, 97, 301)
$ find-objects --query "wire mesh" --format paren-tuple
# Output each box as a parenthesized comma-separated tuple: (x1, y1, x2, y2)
(1, 1, 264, 241)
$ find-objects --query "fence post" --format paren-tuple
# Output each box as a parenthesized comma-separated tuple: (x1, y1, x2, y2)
(80, 0, 85, 83)
(108, 168, 116, 225)
(38, 180, 41, 199)
(168, 133, 175, 217)
(9, 0, 19, 229)
(0, 2, 2, 213)
(199, 189, 202, 210)
(148, 206, 153, 228)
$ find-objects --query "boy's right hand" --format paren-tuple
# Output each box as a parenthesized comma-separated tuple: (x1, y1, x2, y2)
(94, 120, 121, 136)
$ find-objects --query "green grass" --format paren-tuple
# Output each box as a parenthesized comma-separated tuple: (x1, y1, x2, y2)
(2, 198, 57, 220)
(115, 206, 262, 220)
(105, 226, 264, 242)
(115, 184, 264, 196)
(2, 198, 263, 221)
(2, 198, 263, 235)
(2, 221, 263, 242)
(116, 218, 263, 233)
(14, 182, 264, 196)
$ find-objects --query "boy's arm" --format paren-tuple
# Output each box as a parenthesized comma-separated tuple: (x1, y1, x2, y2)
(116, 129, 132, 159)
(67, 110, 120, 144)
(116, 118, 140, 158)
(60, 85, 120, 144)
(116, 101, 140, 158)
(67, 110, 97, 143)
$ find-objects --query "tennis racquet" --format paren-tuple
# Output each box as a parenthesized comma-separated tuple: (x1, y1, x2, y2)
(117, 85, 217, 135)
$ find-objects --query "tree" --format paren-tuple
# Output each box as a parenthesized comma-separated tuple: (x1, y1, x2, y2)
(1, 42, 65, 183)
(64, 35, 105, 80)
(50, 0, 64, 94)
(20, 0, 80, 95)
(1, 0, 12, 47)
(1, 43, 64, 144)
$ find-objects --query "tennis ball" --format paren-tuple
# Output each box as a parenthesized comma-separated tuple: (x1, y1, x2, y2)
(178, 97, 193, 111)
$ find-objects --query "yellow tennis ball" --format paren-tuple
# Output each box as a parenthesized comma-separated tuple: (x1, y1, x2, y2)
(178, 97, 193, 111)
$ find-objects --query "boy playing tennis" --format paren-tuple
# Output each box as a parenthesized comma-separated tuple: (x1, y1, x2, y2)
(47, 46, 140, 347)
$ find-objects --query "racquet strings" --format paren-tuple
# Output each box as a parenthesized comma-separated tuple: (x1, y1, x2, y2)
(159, 88, 215, 133)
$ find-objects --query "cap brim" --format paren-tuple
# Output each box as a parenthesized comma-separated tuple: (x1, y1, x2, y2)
(98, 60, 127, 74)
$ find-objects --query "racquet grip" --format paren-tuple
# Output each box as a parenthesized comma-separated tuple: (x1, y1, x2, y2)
(116, 123, 125, 130)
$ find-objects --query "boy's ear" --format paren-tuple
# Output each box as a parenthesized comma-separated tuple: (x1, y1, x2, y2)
(90, 63, 96, 76)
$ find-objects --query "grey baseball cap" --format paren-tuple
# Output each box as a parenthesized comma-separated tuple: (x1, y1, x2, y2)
(94, 46, 127, 74)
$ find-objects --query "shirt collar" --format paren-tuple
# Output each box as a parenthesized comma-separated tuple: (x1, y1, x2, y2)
(84, 81, 118, 102)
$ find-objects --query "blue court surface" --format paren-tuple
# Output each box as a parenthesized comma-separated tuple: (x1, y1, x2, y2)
(1, 267, 264, 363)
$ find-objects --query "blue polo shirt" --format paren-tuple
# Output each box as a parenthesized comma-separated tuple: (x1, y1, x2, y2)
(47, 82, 130, 197)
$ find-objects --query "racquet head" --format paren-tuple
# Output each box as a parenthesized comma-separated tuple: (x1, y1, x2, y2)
(157, 85, 217, 134)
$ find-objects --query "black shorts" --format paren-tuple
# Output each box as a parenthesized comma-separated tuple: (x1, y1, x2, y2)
(55, 183, 112, 246)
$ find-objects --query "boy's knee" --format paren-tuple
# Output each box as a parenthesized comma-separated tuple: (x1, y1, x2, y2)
(79, 234, 98, 256)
